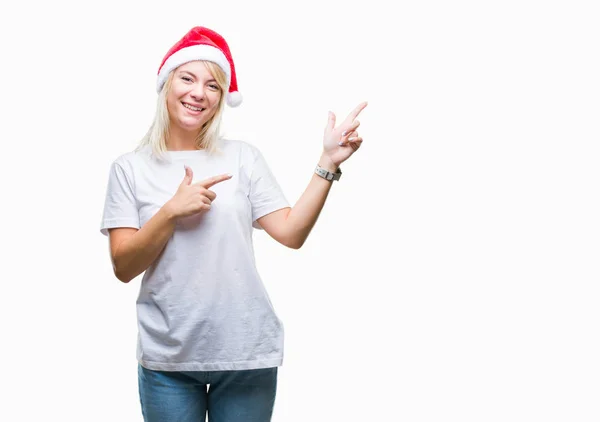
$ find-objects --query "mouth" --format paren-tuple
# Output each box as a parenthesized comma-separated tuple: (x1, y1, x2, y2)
(182, 102, 206, 113)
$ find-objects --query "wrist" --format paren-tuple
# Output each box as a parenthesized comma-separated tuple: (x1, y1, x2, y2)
(161, 200, 180, 222)
(318, 153, 339, 173)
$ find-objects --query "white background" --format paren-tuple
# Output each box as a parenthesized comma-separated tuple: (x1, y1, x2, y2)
(1, 0, 599, 421)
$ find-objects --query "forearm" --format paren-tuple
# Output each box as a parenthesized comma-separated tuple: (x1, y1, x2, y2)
(284, 154, 338, 248)
(112, 205, 178, 282)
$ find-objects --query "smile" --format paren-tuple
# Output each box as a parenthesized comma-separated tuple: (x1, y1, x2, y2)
(182, 102, 205, 112)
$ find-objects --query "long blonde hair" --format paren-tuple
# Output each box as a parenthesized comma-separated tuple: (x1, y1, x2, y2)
(137, 61, 228, 158)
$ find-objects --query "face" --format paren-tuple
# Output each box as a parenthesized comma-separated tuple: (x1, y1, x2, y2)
(166, 61, 223, 132)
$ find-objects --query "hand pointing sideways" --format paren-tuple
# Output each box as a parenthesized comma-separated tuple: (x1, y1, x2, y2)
(165, 165, 233, 219)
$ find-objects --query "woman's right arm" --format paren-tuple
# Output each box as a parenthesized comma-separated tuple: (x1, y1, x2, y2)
(108, 166, 232, 283)
(108, 206, 178, 283)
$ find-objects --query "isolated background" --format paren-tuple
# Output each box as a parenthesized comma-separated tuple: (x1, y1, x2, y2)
(1, 0, 599, 421)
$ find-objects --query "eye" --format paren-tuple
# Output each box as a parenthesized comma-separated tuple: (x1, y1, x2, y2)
(209, 84, 220, 91)
(181, 76, 193, 82)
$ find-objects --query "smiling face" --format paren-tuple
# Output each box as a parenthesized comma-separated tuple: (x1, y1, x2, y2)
(166, 61, 224, 134)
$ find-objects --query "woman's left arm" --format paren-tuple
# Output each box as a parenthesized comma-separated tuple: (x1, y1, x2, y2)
(258, 102, 368, 249)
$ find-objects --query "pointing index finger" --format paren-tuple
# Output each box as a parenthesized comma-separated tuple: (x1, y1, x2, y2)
(195, 173, 233, 188)
(346, 101, 368, 122)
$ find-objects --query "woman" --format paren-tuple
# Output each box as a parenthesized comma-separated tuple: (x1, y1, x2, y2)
(100, 26, 367, 422)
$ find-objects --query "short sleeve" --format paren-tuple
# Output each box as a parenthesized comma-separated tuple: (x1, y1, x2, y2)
(249, 148, 290, 229)
(100, 160, 140, 236)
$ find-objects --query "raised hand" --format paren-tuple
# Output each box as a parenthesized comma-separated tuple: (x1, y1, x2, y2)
(166, 166, 233, 219)
(322, 101, 368, 168)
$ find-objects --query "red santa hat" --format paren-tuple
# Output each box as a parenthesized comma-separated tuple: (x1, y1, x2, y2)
(156, 26, 242, 107)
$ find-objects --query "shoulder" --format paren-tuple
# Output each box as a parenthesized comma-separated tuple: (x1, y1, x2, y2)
(110, 146, 151, 172)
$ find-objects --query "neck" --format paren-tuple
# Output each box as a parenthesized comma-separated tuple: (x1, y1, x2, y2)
(166, 125, 202, 151)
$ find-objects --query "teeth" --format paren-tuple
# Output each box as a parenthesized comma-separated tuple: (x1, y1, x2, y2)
(183, 103, 203, 111)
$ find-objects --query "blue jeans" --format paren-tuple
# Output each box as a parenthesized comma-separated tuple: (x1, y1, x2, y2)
(138, 364, 278, 422)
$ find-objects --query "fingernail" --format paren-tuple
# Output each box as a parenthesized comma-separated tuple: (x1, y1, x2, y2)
(348, 137, 356, 141)
(342, 131, 348, 136)
(338, 141, 344, 146)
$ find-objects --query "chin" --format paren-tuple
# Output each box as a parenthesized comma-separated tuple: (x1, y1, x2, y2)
(178, 117, 205, 131)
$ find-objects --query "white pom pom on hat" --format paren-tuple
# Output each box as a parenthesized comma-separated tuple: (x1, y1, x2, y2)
(226, 91, 243, 107)
(156, 26, 242, 107)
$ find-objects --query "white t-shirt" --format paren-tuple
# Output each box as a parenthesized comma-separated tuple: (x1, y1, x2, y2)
(100, 139, 290, 371)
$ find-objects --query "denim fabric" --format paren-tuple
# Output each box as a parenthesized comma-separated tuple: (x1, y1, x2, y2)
(138, 364, 278, 422)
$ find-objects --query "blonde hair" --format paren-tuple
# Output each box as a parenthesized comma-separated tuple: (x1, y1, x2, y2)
(137, 61, 228, 158)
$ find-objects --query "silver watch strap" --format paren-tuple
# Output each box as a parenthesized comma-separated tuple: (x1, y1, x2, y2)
(315, 165, 342, 181)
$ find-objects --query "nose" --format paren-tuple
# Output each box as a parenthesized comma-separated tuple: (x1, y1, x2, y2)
(189, 84, 206, 102)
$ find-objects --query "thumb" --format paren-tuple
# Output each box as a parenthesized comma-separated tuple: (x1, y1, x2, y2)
(325, 111, 336, 133)
(182, 165, 193, 185)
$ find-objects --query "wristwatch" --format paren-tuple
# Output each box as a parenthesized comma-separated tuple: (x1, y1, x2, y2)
(315, 164, 342, 181)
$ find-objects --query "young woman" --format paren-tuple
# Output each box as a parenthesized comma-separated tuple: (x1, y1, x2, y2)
(100, 26, 367, 422)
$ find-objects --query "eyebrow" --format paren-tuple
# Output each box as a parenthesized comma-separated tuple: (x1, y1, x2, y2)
(179, 70, 216, 83)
